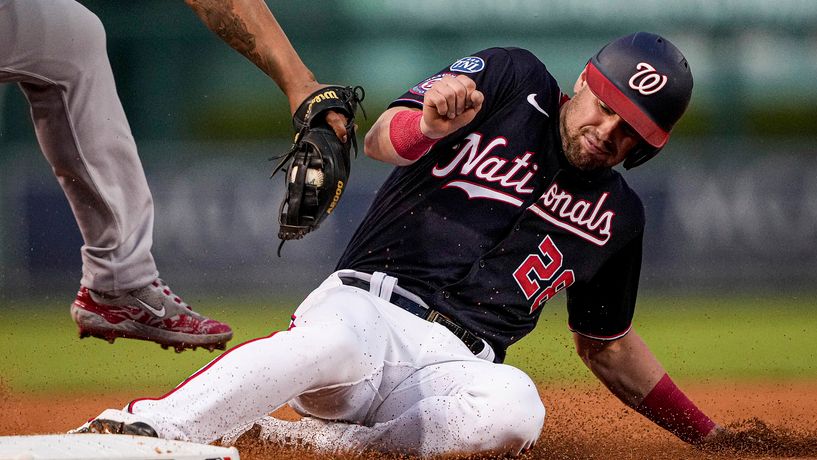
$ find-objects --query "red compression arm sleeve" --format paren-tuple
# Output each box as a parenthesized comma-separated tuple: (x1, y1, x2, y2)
(636, 373, 717, 444)
(389, 110, 438, 161)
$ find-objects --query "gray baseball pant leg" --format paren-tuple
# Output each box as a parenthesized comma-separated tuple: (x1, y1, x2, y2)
(0, 0, 158, 294)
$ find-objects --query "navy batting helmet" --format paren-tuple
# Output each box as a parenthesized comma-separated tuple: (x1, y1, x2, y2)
(585, 32, 693, 169)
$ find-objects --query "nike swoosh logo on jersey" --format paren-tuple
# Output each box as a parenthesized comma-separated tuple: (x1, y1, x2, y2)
(135, 298, 166, 317)
(526, 94, 549, 117)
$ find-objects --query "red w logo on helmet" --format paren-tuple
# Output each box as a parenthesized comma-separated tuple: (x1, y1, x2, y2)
(628, 63, 668, 96)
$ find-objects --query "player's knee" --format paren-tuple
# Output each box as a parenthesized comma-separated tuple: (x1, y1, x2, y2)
(325, 325, 364, 357)
(477, 367, 545, 451)
(504, 389, 546, 445)
(318, 325, 374, 380)
(500, 385, 545, 432)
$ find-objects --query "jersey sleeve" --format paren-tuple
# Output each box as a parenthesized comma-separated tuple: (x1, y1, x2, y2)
(388, 47, 529, 117)
(565, 232, 643, 340)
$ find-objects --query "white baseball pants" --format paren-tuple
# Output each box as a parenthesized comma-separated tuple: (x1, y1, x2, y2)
(128, 270, 545, 457)
(0, 0, 157, 293)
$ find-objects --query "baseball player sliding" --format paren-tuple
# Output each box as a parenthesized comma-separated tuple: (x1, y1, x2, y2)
(73, 32, 725, 456)
(0, 0, 350, 352)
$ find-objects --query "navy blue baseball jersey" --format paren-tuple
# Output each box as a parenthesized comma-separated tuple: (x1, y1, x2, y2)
(337, 47, 645, 362)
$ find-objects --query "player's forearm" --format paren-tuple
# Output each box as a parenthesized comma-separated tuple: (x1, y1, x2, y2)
(184, 0, 317, 112)
(574, 331, 665, 406)
(575, 331, 718, 444)
(364, 107, 430, 166)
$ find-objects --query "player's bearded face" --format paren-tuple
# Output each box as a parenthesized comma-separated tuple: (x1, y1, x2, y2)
(560, 82, 640, 171)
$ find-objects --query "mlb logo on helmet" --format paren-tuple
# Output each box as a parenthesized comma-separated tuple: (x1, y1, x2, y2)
(584, 32, 693, 169)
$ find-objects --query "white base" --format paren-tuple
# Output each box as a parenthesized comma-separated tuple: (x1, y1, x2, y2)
(0, 434, 239, 460)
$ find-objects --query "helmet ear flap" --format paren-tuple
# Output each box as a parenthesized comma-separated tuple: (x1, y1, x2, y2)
(623, 145, 661, 169)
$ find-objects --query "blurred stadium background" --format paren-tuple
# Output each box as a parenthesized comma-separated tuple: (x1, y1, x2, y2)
(1, 0, 816, 302)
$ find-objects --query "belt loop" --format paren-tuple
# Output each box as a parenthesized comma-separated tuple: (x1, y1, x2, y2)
(370, 271, 398, 302)
(337, 270, 491, 359)
(379, 275, 397, 303)
(369, 272, 385, 298)
(474, 340, 496, 362)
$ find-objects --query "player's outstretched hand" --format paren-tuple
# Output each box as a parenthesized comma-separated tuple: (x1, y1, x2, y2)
(421, 75, 484, 139)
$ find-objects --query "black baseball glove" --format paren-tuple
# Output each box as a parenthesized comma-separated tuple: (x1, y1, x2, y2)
(271, 85, 365, 254)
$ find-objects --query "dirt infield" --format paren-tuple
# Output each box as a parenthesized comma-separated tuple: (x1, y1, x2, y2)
(2, 381, 816, 459)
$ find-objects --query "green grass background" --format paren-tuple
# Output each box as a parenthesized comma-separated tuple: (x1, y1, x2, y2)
(0, 294, 815, 395)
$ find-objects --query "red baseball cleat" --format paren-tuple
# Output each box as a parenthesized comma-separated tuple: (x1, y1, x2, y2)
(70, 279, 232, 352)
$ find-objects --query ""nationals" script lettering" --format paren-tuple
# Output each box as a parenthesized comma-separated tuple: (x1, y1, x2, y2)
(530, 183, 614, 246)
(432, 133, 538, 195)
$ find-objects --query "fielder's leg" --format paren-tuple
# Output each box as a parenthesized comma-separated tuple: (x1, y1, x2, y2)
(0, 0, 157, 292)
(0, 0, 231, 350)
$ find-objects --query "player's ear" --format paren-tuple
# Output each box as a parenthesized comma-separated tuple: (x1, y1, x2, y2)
(573, 67, 589, 93)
